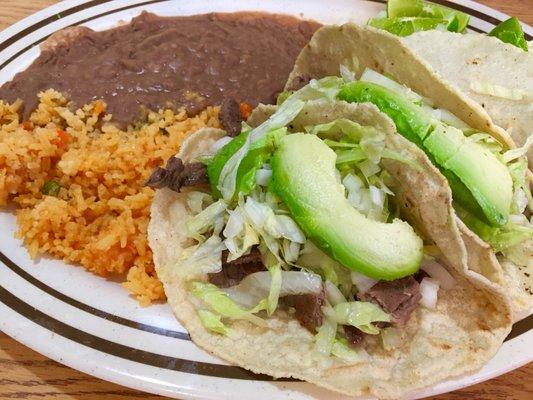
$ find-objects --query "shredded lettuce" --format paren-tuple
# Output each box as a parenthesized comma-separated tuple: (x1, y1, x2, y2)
(186, 199, 227, 240)
(208, 127, 287, 200)
(456, 204, 533, 252)
(180, 235, 226, 276)
(224, 222, 259, 262)
(307, 118, 382, 143)
(198, 310, 231, 336)
(297, 242, 353, 296)
(333, 301, 391, 334)
(223, 270, 322, 310)
(325, 281, 347, 306)
(470, 81, 531, 101)
(190, 281, 266, 326)
(276, 90, 293, 106)
(187, 191, 213, 214)
(503, 239, 533, 267)
(314, 315, 337, 356)
(508, 157, 533, 213)
(331, 338, 367, 362)
(360, 68, 422, 103)
(267, 264, 282, 316)
(503, 135, 533, 163)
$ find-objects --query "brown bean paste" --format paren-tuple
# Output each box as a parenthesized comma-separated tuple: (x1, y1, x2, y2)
(0, 12, 320, 125)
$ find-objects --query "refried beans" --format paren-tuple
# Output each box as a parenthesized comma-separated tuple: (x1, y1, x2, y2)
(0, 12, 320, 125)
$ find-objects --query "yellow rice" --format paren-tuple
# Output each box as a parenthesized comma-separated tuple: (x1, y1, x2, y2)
(0, 89, 221, 305)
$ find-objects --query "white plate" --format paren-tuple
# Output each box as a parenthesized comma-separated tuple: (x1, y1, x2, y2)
(0, 1, 531, 399)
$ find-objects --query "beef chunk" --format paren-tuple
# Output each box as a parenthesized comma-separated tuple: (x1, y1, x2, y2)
(343, 325, 366, 348)
(286, 73, 312, 91)
(208, 245, 327, 334)
(220, 98, 243, 137)
(208, 248, 266, 288)
(145, 157, 208, 192)
(358, 277, 421, 327)
(283, 287, 325, 333)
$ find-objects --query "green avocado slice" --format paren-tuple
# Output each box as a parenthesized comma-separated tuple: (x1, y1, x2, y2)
(338, 81, 431, 147)
(270, 133, 423, 280)
(423, 125, 512, 226)
(338, 81, 513, 227)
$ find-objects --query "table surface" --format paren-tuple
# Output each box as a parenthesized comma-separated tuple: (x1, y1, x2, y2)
(0, 0, 531, 399)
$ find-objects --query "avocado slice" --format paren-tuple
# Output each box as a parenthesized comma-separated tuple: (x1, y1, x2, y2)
(423, 124, 512, 226)
(270, 133, 423, 280)
(338, 81, 432, 147)
(338, 81, 513, 227)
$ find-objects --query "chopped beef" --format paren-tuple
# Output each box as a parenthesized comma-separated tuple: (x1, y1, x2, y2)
(145, 157, 208, 192)
(208, 248, 266, 288)
(358, 277, 421, 327)
(220, 98, 243, 137)
(286, 73, 312, 91)
(208, 246, 326, 334)
(344, 325, 366, 348)
(283, 286, 325, 333)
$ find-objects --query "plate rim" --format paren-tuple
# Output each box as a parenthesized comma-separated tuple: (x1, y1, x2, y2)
(0, 1, 532, 399)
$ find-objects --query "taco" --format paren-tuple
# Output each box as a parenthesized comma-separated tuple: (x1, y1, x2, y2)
(286, 23, 533, 320)
(401, 30, 532, 165)
(148, 82, 511, 398)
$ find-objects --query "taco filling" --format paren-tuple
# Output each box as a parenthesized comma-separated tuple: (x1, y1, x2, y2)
(329, 69, 532, 276)
(149, 78, 473, 356)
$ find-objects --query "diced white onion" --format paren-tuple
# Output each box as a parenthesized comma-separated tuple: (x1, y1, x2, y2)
(420, 259, 456, 290)
(351, 271, 378, 293)
(419, 277, 439, 309)
(360, 68, 423, 103)
(369, 185, 385, 208)
(210, 136, 233, 153)
(255, 169, 272, 186)
(223, 271, 322, 309)
(343, 173, 363, 192)
(325, 281, 347, 306)
(282, 239, 301, 263)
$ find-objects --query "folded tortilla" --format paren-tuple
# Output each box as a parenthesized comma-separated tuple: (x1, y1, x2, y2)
(286, 23, 532, 320)
(401, 30, 533, 165)
(148, 103, 511, 399)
